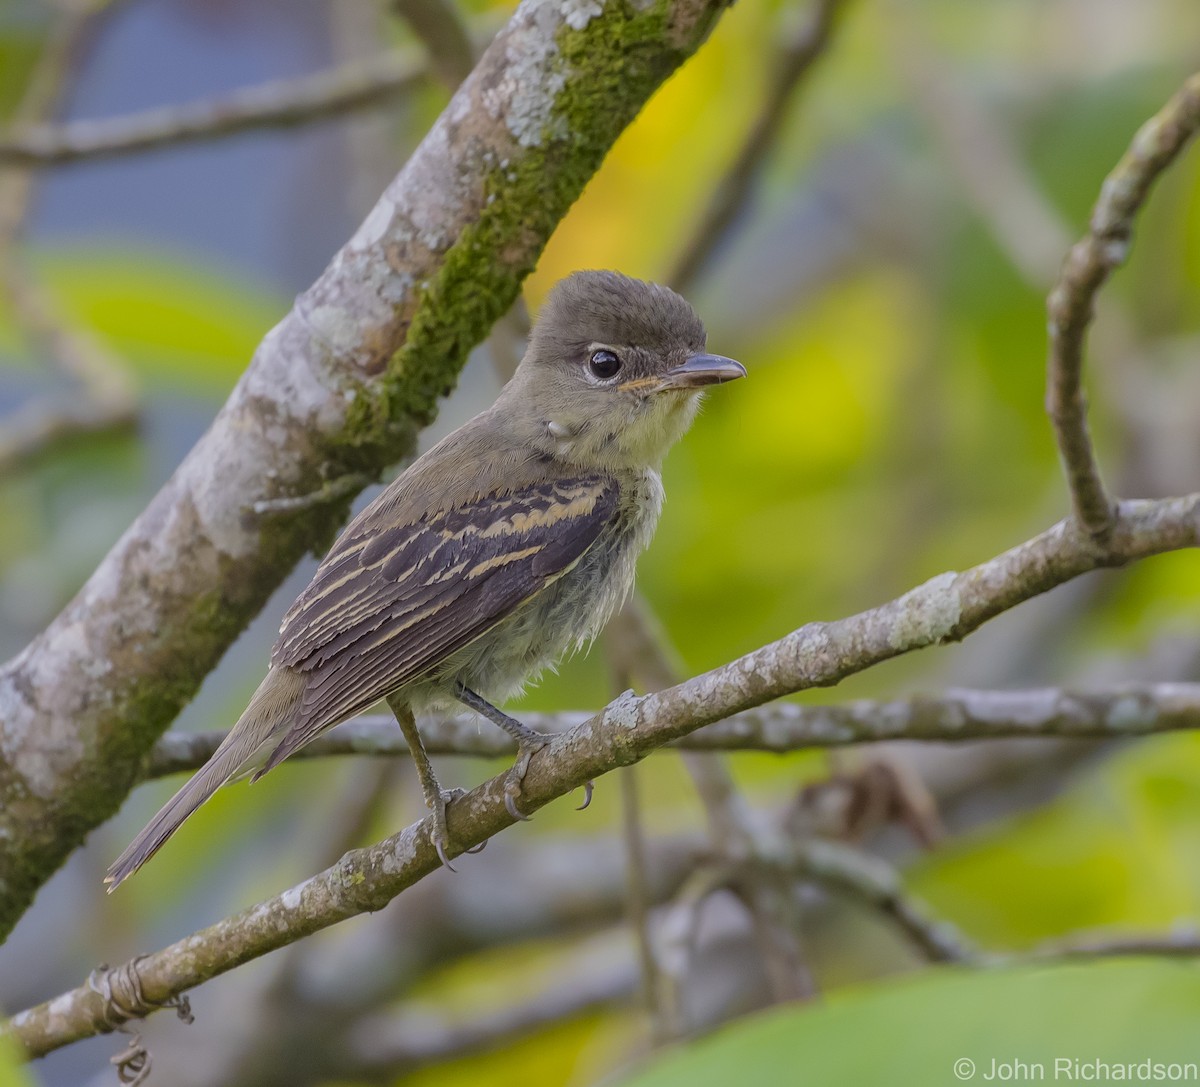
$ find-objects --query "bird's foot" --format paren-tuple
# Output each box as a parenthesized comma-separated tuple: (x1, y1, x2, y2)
(452, 683, 595, 821)
(427, 787, 487, 871)
(503, 737, 549, 822)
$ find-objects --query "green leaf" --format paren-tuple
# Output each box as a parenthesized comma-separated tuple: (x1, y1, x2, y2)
(613, 960, 1200, 1087)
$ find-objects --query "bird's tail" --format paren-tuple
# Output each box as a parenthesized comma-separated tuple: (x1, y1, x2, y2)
(105, 668, 305, 891)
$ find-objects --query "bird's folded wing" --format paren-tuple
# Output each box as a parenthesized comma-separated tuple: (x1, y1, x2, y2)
(259, 473, 619, 772)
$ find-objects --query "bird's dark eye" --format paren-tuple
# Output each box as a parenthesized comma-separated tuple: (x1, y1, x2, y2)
(588, 349, 621, 380)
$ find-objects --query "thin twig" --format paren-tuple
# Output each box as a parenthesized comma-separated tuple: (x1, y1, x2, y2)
(250, 472, 374, 516)
(608, 597, 815, 1005)
(609, 596, 752, 850)
(1046, 72, 1200, 539)
(668, 0, 847, 293)
(0, 49, 427, 167)
(0, 1, 113, 234)
(0, 269, 138, 475)
(608, 627, 677, 1042)
(618, 765, 678, 1041)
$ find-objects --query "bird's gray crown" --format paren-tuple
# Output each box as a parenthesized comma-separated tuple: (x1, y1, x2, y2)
(529, 269, 706, 360)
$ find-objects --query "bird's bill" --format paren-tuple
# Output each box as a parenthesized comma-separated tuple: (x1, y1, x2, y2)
(658, 353, 747, 391)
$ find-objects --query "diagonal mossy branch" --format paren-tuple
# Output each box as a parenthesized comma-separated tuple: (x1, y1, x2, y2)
(0, 0, 735, 941)
(7, 492, 1199, 1060)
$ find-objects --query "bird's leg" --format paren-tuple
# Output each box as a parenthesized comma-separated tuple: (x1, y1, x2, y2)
(454, 683, 553, 822)
(385, 694, 467, 870)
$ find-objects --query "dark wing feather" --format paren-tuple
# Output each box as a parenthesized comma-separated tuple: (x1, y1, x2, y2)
(259, 474, 619, 773)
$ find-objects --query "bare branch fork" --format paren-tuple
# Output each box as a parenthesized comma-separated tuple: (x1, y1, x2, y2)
(8, 491, 1200, 1059)
(1046, 73, 1200, 538)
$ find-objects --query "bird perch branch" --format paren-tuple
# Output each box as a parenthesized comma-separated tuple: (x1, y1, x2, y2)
(8, 491, 1200, 1060)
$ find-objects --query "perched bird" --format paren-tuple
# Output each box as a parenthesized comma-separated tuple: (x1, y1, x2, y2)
(106, 269, 745, 889)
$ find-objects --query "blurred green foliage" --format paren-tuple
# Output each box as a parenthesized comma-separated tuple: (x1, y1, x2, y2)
(38, 249, 286, 391)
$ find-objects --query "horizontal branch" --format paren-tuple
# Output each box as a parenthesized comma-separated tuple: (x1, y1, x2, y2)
(1046, 72, 1200, 537)
(143, 680, 1200, 777)
(0, 49, 426, 166)
(10, 493, 1199, 1059)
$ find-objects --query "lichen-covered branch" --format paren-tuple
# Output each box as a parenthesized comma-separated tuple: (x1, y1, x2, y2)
(9, 492, 1199, 1060)
(0, 0, 736, 941)
(0, 48, 428, 166)
(1046, 72, 1200, 537)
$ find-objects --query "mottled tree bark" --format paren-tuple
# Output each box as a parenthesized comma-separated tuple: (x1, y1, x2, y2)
(0, 0, 733, 939)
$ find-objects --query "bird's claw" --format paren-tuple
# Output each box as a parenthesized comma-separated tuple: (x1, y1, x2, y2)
(503, 738, 548, 822)
(433, 837, 456, 872)
(505, 787, 532, 822)
(429, 787, 469, 872)
(576, 780, 594, 811)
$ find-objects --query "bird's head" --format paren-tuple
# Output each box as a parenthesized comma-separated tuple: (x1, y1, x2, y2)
(503, 270, 745, 471)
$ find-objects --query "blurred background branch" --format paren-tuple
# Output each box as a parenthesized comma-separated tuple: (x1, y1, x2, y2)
(142, 681, 1200, 777)
(0, 46, 431, 166)
(667, 0, 848, 294)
